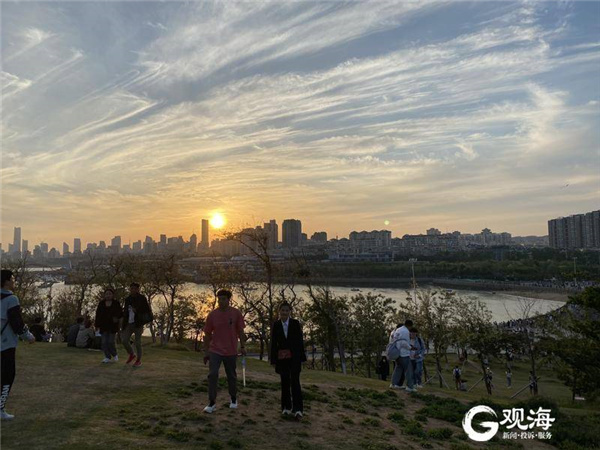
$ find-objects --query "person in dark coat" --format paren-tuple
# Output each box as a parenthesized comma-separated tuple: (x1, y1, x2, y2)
(270, 302, 306, 419)
(378, 356, 390, 381)
(67, 317, 84, 347)
(94, 288, 122, 363)
(121, 283, 153, 367)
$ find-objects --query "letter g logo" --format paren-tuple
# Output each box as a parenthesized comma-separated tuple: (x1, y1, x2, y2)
(462, 405, 499, 442)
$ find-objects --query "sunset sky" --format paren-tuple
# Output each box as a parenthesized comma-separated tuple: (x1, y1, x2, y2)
(1, 1, 599, 249)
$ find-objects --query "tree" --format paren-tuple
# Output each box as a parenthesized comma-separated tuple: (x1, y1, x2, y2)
(67, 252, 100, 316)
(1, 255, 42, 320)
(540, 287, 600, 402)
(351, 293, 396, 378)
(396, 289, 456, 388)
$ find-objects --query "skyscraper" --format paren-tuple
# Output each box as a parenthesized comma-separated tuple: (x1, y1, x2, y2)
(263, 220, 278, 249)
(111, 236, 122, 249)
(22, 240, 29, 254)
(13, 227, 21, 254)
(201, 219, 209, 250)
(74, 238, 82, 254)
(282, 219, 302, 248)
(549, 210, 600, 249)
(190, 233, 198, 252)
(63, 242, 70, 255)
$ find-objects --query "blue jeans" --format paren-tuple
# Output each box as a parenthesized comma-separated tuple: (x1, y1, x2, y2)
(101, 333, 117, 359)
(414, 360, 423, 385)
(392, 356, 414, 389)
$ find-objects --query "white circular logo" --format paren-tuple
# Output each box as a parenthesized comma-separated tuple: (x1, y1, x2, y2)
(462, 405, 499, 442)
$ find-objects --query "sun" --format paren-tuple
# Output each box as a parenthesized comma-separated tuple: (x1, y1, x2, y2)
(209, 213, 226, 229)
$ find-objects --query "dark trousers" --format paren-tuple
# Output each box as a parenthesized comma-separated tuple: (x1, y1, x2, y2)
(101, 332, 117, 359)
(1, 348, 16, 411)
(121, 324, 143, 359)
(208, 352, 237, 404)
(278, 362, 303, 413)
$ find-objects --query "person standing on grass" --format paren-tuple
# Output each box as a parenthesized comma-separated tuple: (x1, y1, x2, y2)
(506, 368, 512, 388)
(411, 328, 425, 388)
(270, 302, 307, 419)
(202, 289, 246, 414)
(1, 269, 35, 421)
(389, 319, 416, 393)
(94, 288, 122, 363)
(453, 365, 462, 390)
(121, 283, 153, 367)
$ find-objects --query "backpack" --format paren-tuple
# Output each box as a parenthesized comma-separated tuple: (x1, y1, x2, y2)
(386, 338, 402, 361)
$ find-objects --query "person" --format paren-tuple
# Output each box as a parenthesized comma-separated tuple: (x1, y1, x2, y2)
(506, 368, 512, 388)
(51, 329, 64, 343)
(412, 329, 426, 388)
(453, 365, 462, 390)
(76, 319, 96, 349)
(270, 302, 307, 419)
(121, 283, 153, 367)
(1, 269, 35, 420)
(377, 356, 390, 382)
(389, 319, 416, 392)
(67, 317, 84, 347)
(202, 289, 246, 414)
(529, 371, 537, 395)
(29, 317, 50, 342)
(94, 288, 122, 363)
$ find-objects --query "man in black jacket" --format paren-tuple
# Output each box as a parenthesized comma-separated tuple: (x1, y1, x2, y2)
(270, 302, 306, 419)
(121, 283, 152, 367)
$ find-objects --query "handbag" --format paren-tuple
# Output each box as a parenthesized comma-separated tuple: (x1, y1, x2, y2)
(277, 349, 292, 360)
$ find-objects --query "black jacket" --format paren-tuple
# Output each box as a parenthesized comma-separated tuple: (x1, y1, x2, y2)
(95, 300, 123, 334)
(121, 294, 152, 330)
(270, 318, 307, 372)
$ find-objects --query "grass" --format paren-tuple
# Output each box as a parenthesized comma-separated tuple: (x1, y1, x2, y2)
(1, 342, 598, 450)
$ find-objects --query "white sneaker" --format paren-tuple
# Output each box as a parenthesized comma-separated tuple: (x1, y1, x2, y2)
(282, 409, 292, 415)
(416, 384, 424, 389)
(203, 404, 216, 414)
(1, 410, 14, 421)
(406, 387, 417, 393)
(294, 411, 303, 419)
(102, 358, 111, 363)
(229, 400, 238, 409)
(113, 355, 119, 362)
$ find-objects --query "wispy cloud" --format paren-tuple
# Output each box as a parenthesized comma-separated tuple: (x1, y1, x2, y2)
(1, 1, 598, 247)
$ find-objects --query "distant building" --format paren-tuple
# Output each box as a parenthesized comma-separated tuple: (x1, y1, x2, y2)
(22, 240, 29, 255)
(13, 227, 21, 254)
(132, 240, 142, 252)
(549, 210, 600, 249)
(282, 219, 302, 248)
(426, 228, 441, 236)
(201, 219, 209, 250)
(190, 233, 198, 253)
(74, 238, 82, 254)
(40, 242, 49, 258)
(349, 230, 392, 251)
(263, 220, 278, 250)
(48, 248, 59, 259)
(110, 236, 121, 253)
(62, 242, 70, 256)
(311, 232, 328, 243)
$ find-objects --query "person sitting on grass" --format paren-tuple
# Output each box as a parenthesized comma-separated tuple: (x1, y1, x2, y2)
(67, 317, 84, 347)
(29, 317, 50, 342)
(202, 289, 246, 414)
(76, 319, 96, 349)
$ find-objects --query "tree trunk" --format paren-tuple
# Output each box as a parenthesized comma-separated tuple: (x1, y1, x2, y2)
(481, 356, 492, 395)
(259, 336, 265, 361)
(435, 355, 443, 388)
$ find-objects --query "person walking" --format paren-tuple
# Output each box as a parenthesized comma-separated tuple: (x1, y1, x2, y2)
(94, 288, 122, 363)
(202, 289, 246, 414)
(453, 365, 462, 390)
(506, 368, 512, 388)
(121, 283, 153, 367)
(270, 302, 307, 420)
(389, 319, 416, 392)
(1, 270, 35, 420)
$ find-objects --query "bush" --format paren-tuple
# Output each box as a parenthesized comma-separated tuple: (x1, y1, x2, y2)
(427, 428, 453, 440)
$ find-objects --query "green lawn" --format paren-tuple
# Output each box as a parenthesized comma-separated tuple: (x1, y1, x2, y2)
(1, 342, 595, 450)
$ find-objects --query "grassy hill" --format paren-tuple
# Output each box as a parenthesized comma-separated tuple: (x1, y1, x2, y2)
(1, 342, 597, 450)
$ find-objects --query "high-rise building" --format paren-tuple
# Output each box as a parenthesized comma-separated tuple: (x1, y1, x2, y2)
(263, 220, 278, 249)
(311, 232, 327, 243)
(22, 240, 29, 254)
(160, 234, 167, 245)
(282, 219, 302, 248)
(549, 210, 600, 249)
(74, 238, 82, 254)
(13, 227, 21, 254)
(132, 240, 142, 252)
(111, 236, 121, 250)
(49, 248, 59, 259)
(63, 242, 70, 255)
(349, 230, 392, 251)
(40, 242, 49, 257)
(201, 219, 209, 250)
(190, 233, 198, 252)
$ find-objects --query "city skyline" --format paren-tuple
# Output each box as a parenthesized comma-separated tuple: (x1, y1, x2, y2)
(2, 2, 599, 246)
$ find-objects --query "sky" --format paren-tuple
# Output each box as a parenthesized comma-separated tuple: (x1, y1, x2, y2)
(1, 0, 599, 249)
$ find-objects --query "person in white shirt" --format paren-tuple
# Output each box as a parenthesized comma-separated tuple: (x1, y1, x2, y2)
(389, 319, 416, 392)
